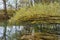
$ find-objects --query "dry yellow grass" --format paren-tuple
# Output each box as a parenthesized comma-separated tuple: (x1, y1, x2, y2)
(20, 32, 57, 40)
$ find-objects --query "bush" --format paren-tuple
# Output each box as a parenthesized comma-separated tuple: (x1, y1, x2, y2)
(9, 2, 60, 25)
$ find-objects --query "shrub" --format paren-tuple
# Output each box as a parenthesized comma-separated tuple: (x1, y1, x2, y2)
(9, 2, 60, 25)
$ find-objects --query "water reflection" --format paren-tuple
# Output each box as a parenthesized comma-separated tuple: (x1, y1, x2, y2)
(0, 26, 23, 37)
(0, 24, 60, 40)
(0, 27, 4, 37)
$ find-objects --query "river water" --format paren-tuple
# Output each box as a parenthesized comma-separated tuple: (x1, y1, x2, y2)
(0, 26, 60, 40)
(0, 26, 23, 38)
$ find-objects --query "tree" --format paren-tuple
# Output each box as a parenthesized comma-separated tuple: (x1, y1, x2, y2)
(14, 0, 18, 10)
(3, 0, 9, 19)
(29, 0, 35, 6)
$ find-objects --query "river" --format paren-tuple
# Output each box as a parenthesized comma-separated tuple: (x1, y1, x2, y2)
(0, 26, 24, 40)
(0, 26, 60, 40)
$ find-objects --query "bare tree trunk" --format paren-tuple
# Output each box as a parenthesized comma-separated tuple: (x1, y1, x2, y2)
(15, 0, 18, 10)
(3, 0, 9, 19)
(31, 0, 35, 6)
(28, 0, 35, 6)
